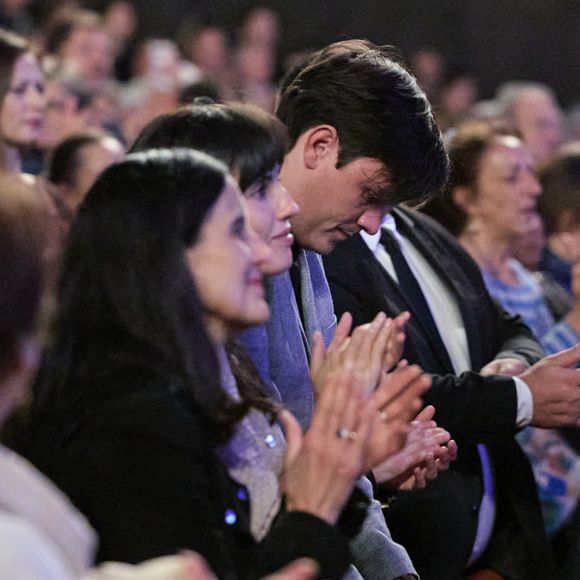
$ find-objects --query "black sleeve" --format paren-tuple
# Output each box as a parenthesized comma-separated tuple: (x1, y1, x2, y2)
(422, 372, 518, 442)
(411, 209, 544, 368)
(257, 512, 352, 577)
(492, 299, 545, 365)
(50, 393, 353, 579)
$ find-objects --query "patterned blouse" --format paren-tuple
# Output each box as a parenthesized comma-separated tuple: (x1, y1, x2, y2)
(483, 259, 580, 535)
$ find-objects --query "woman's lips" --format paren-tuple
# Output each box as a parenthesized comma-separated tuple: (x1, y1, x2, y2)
(246, 272, 264, 291)
(26, 118, 43, 131)
(271, 227, 294, 245)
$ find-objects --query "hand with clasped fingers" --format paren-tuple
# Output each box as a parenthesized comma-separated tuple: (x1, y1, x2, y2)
(372, 405, 458, 490)
(360, 362, 432, 470)
(309, 311, 431, 472)
(278, 363, 375, 525)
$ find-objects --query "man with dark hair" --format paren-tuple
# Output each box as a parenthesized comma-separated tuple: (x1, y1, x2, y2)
(276, 40, 448, 254)
(242, 40, 449, 580)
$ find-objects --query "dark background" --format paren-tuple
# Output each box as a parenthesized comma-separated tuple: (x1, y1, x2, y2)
(132, 0, 580, 106)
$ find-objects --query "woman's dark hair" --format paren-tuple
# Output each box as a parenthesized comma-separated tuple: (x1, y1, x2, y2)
(538, 143, 580, 236)
(130, 102, 288, 193)
(0, 28, 30, 106)
(421, 120, 514, 236)
(0, 177, 45, 378)
(131, 104, 282, 417)
(34, 148, 253, 441)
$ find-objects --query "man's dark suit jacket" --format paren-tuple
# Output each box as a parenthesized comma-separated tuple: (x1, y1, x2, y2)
(323, 207, 554, 580)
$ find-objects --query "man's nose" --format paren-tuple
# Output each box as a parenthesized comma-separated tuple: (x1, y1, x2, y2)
(357, 207, 385, 235)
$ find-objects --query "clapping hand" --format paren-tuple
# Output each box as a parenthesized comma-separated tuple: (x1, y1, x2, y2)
(373, 406, 457, 489)
(279, 362, 375, 525)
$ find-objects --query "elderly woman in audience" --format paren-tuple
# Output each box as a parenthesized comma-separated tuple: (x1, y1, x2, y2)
(17, 147, 422, 578)
(422, 120, 580, 578)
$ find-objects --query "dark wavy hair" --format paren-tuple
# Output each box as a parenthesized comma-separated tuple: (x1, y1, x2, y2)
(0, 28, 30, 109)
(33, 148, 252, 441)
(0, 177, 45, 379)
(130, 102, 288, 193)
(277, 39, 449, 204)
(130, 103, 283, 416)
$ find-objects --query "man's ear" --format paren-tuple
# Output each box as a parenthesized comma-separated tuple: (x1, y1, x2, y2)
(302, 125, 339, 169)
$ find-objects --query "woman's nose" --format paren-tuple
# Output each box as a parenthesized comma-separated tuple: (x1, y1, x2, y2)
(247, 225, 273, 271)
(277, 185, 300, 220)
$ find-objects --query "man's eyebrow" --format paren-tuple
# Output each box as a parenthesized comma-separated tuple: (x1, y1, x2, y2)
(361, 184, 392, 204)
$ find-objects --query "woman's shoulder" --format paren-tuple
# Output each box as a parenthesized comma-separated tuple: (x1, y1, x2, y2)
(75, 380, 213, 451)
(24, 373, 215, 468)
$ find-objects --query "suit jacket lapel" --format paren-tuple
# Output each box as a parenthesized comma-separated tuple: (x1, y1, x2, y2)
(347, 234, 454, 373)
(393, 208, 484, 370)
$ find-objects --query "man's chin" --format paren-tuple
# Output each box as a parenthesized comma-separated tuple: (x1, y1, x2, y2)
(314, 236, 347, 255)
(295, 230, 351, 255)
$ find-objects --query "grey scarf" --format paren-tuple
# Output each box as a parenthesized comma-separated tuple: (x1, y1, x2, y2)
(215, 347, 286, 540)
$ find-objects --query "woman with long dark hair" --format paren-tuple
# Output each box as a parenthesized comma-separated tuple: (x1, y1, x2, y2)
(19, 148, 381, 579)
(0, 29, 44, 176)
(131, 102, 299, 277)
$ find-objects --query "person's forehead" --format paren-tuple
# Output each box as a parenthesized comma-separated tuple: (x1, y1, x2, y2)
(343, 157, 389, 185)
(517, 93, 559, 117)
(69, 27, 109, 47)
(483, 139, 532, 170)
(13, 53, 41, 77)
(346, 157, 392, 203)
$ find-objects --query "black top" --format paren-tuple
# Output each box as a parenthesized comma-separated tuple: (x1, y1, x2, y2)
(18, 370, 356, 579)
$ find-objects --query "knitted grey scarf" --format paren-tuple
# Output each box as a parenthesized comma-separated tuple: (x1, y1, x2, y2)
(215, 347, 286, 540)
